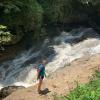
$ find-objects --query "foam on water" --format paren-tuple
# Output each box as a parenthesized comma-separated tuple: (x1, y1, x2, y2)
(47, 38, 100, 73)
(0, 28, 100, 89)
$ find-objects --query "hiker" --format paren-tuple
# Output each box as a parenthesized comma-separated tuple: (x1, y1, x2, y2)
(37, 59, 47, 94)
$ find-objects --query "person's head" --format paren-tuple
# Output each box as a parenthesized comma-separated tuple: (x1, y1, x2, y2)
(42, 59, 47, 65)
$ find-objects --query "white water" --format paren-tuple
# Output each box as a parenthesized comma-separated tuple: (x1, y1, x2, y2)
(0, 28, 100, 89)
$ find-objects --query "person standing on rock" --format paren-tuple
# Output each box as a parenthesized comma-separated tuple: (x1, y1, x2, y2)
(37, 59, 47, 94)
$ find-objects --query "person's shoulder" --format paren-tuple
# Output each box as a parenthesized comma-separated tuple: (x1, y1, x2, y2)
(38, 64, 43, 68)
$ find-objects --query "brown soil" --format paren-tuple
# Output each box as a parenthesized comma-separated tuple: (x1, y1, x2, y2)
(4, 54, 100, 100)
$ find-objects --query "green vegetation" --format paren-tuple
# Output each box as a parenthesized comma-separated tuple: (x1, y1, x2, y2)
(54, 70, 100, 100)
(0, 0, 100, 44)
(0, 0, 43, 38)
(0, 25, 12, 45)
(38, 0, 86, 24)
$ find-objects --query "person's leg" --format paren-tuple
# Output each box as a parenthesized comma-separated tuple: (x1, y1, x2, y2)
(38, 79, 43, 93)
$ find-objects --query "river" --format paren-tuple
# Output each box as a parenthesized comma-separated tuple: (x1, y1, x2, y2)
(0, 27, 100, 89)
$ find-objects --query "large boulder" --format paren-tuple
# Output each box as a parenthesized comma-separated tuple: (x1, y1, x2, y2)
(0, 86, 25, 99)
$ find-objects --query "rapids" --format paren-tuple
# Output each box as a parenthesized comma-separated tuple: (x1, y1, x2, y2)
(0, 28, 100, 89)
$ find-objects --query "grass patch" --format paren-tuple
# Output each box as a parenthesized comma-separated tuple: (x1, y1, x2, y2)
(54, 70, 100, 100)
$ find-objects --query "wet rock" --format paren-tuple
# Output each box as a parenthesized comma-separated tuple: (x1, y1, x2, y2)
(0, 86, 25, 99)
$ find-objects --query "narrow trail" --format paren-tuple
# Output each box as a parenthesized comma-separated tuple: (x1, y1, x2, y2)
(4, 54, 100, 100)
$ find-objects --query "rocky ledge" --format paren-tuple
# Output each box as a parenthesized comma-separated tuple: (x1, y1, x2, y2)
(0, 86, 25, 100)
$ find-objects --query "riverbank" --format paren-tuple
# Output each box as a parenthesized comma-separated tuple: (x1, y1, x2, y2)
(4, 54, 100, 100)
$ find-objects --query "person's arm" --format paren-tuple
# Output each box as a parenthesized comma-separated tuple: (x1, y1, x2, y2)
(37, 68, 41, 80)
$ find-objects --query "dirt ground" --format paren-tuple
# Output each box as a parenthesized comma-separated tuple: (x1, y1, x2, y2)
(4, 54, 100, 100)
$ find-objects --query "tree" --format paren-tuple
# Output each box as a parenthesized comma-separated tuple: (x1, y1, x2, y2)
(38, 0, 86, 24)
(0, 0, 43, 37)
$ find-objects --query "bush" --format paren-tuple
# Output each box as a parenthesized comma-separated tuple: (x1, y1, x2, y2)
(0, 25, 12, 45)
(67, 71, 100, 100)
(54, 71, 100, 100)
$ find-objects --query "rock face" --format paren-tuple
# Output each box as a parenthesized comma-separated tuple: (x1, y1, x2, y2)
(0, 86, 25, 99)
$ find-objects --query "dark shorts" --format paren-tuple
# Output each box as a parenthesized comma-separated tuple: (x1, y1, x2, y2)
(38, 76, 44, 80)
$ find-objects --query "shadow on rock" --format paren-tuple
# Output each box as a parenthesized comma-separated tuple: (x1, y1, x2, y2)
(40, 88, 51, 95)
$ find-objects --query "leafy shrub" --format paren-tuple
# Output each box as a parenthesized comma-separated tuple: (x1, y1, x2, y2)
(66, 71, 100, 100)
(0, 25, 12, 44)
(54, 71, 100, 100)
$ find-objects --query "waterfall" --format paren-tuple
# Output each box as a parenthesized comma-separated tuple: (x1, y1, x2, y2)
(0, 28, 100, 89)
